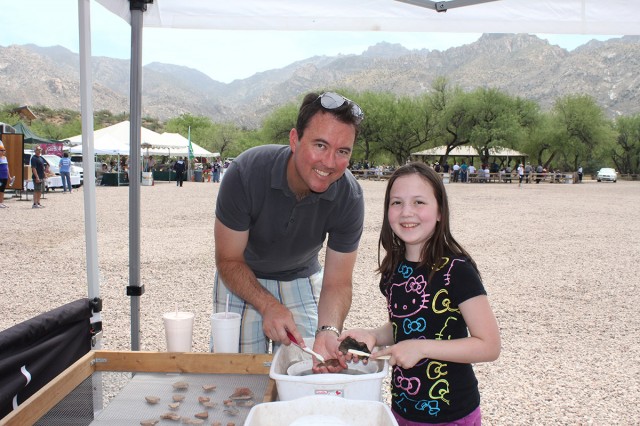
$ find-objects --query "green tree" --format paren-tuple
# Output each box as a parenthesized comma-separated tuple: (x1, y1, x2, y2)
(466, 88, 533, 166)
(550, 94, 615, 171)
(357, 91, 434, 165)
(356, 91, 398, 163)
(208, 123, 243, 159)
(612, 114, 640, 174)
(165, 113, 214, 156)
(259, 101, 298, 145)
(437, 88, 475, 162)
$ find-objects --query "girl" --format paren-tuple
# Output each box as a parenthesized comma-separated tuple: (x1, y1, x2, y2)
(341, 162, 500, 425)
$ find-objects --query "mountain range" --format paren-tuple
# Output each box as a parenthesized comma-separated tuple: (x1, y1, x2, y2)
(1, 33, 639, 128)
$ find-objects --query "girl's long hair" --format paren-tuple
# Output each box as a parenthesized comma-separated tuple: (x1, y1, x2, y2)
(377, 162, 479, 282)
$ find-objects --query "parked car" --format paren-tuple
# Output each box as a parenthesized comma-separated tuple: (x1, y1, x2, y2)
(596, 167, 617, 182)
(70, 154, 103, 174)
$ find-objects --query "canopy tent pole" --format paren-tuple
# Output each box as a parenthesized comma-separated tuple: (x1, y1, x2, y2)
(125, 0, 150, 352)
(78, 0, 100, 321)
(78, 0, 104, 414)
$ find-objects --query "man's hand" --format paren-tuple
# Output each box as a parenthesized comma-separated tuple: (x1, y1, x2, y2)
(312, 330, 347, 373)
(260, 299, 302, 345)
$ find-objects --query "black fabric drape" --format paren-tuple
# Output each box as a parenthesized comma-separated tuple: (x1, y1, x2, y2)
(0, 298, 93, 419)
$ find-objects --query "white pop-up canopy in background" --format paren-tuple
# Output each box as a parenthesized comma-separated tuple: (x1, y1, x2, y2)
(68, 121, 215, 157)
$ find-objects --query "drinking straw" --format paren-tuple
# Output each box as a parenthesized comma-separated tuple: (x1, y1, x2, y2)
(225, 294, 230, 319)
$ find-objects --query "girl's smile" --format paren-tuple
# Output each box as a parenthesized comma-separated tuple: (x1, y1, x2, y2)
(388, 174, 440, 261)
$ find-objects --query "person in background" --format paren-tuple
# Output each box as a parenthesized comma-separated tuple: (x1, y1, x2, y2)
(460, 161, 468, 183)
(213, 91, 365, 372)
(340, 162, 500, 426)
(577, 165, 583, 183)
(517, 162, 525, 187)
(0, 143, 13, 208)
(452, 161, 460, 182)
(147, 155, 156, 172)
(59, 152, 72, 193)
(212, 158, 221, 183)
(535, 163, 544, 184)
(468, 163, 476, 179)
(524, 162, 532, 183)
(173, 156, 186, 187)
(30, 146, 47, 208)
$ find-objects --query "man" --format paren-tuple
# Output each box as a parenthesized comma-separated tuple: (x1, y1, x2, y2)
(452, 162, 460, 182)
(460, 161, 468, 182)
(173, 157, 186, 187)
(524, 162, 532, 183)
(30, 146, 47, 208)
(212, 158, 221, 183)
(213, 92, 365, 372)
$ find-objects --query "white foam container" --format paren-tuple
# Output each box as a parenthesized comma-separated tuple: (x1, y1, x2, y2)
(245, 395, 398, 426)
(269, 337, 388, 401)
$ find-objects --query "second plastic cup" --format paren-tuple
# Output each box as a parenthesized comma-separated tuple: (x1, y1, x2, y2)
(211, 312, 241, 353)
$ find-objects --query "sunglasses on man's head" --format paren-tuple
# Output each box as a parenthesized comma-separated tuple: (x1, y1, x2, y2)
(317, 92, 364, 125)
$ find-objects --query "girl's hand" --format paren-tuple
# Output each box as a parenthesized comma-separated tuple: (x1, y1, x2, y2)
(371, 340, 426, 369)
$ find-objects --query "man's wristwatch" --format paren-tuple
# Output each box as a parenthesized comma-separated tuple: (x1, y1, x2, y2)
(315, 325, 340, 338)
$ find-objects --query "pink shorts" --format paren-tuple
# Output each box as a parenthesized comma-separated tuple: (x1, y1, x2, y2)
(393, 406, 481, 426)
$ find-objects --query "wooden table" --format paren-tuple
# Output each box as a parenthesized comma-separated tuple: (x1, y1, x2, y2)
(1, 351, 276, 426)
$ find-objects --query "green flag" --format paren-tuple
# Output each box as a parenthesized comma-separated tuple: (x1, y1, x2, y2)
(188, 126, 194, 161)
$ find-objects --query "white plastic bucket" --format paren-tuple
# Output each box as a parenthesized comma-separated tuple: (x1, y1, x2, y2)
(142, 171, 153, 186)
(245, 395, 399, 426)
(269, 337, 388, 401)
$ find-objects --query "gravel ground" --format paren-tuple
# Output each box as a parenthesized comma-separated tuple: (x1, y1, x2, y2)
(1, 176, 639, 425)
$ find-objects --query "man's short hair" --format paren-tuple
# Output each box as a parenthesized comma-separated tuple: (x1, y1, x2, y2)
(295, 92, 363, 141)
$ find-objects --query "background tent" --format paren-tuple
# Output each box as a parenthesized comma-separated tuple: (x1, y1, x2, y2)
(412, 145, 528, 160)
(69, 134, 130, 155)
(13, 122, 62, 145)
(77, 0, 640, 351)
(149, 132, 215, 158)
(68, 120, 162, 149)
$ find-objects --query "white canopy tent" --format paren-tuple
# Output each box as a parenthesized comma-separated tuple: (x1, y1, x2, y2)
(69, 134, 130, 156)
(69, 120, 163, 149)
(68, 121, 215, 157)
(151, 132, 216, 158)
(412, 145, 527, 158)
(76, 0, 640, 350)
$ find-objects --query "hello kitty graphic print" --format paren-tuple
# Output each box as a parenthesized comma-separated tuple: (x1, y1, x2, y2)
(379, 256, 487, 423)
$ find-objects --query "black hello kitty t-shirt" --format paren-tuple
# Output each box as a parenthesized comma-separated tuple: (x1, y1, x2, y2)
(379, 256, 487, 423)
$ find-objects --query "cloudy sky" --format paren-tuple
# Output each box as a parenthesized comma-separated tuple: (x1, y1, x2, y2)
(1, 0, 618, 83)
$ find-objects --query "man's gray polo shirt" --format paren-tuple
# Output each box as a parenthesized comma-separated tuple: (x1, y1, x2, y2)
(215, 144, 364, 281)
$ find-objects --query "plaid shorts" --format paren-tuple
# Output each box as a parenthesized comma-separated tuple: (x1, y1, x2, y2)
(212, 270, 323, 353)
(32, 180, 45, 192)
